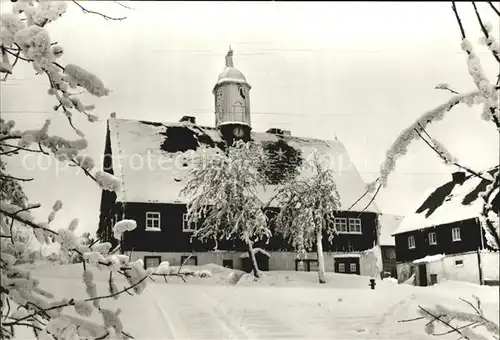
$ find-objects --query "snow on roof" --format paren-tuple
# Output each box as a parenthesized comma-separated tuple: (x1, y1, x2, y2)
(378, 214, 403, 246)
(413, 254, 445, 264)
(332, 253, 362, 258)
(107, 118, 379, 213)
(393, 166, 499, 235)
(240, 247, 271, 259)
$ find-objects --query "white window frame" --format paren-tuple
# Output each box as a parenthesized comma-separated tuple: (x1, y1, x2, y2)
(452, 227, 461, 242)
(428, 232, 437, 245)
(334, 218, 348, 233)
(145, 212, 161, 231)
(348, 218, 362, 234)
(350, 263, 357, 272)
(455, 259, 464, 267)
(338, 263, 345, 272)
(408, 235, 416, 249)
(182, 213, 198, 232)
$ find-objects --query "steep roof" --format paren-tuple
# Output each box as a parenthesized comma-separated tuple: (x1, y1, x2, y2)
(107, 117, 379, 213)
(393, 166, 499, 235)
(378, 214, 403, 246)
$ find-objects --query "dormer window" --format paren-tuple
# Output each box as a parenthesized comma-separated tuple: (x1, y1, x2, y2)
(145, 212, 161, 231)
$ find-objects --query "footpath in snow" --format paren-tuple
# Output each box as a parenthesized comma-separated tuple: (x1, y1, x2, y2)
(21, 263, 500, 340)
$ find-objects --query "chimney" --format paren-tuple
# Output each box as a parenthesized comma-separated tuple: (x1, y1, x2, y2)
(266, 128, 291, 136)
(110, 112, 116, 118)
(179, 115, 196, 124)
(452, 171, 466, 184)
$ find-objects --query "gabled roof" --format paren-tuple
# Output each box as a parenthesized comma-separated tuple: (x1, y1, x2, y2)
(378, 214, 403, 246)
(107, 117, 380, 213)
(393, 166, 499, 235)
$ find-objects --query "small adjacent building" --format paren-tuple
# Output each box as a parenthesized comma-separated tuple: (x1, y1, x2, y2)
(378, 214, 403, 278)
(393, 167, 499, 286)
(97, 48, 383, 277)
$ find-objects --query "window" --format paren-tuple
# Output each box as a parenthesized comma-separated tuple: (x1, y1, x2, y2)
(295, 260, 307, 272)
(295, 259, 319, 272)
(350, 263, 357, 272)
(145, 212, 161, 231)
(408, 235, 416, 249)
(182, 213, 198, 232)
(455, 259, 464, 267)
(348, 218, 362, 234)
(309, 261, 319, 271)
(338, 263, 345, 272)
(428, 232, 437, 245)
(181, 255, 198, 266)
(144, 256, 161, 269)
(452, 227, 461, 242)
(223, 259, 233, 269)
(334, 218, 348, 233)
(384, 248, 396, 260)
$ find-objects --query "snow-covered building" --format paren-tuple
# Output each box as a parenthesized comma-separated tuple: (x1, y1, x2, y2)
(97, 48, 383, 276)
(393, 167, 499, 286)
(378, 214, 403, 278)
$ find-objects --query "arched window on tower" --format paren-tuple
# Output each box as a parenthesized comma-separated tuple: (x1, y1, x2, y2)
(232, 100, 245, 122)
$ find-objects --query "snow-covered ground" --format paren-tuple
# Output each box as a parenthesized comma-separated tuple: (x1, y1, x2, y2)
(15, 262, 500, 340)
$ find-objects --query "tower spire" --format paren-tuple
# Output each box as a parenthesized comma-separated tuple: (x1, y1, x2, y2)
(225, 45, 234, 67)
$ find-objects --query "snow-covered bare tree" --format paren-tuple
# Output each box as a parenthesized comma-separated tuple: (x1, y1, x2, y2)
(181, 141, 271, 278)
(0, 1, 156, 339)
(271, 150, 341, 284)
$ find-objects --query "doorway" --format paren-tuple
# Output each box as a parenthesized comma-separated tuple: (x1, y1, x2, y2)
(418, 264, 428, 286)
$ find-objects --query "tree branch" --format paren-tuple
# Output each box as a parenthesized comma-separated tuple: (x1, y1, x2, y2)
(452, 1, 467, 39)
(487, 1, 500, 16)
(0, 208, 57, 235)
(472, 1, 500, 63)
(0, 174, 33, 182)
(414, 124, 492, 182)
(113, 1, 134, 10)
(71, 1, 127, 20)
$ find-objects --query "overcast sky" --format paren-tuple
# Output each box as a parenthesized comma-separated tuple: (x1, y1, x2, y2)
(1, 1, 499, 235)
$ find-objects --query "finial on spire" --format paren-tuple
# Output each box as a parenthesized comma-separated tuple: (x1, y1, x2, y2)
(225, 46, 234, 67)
